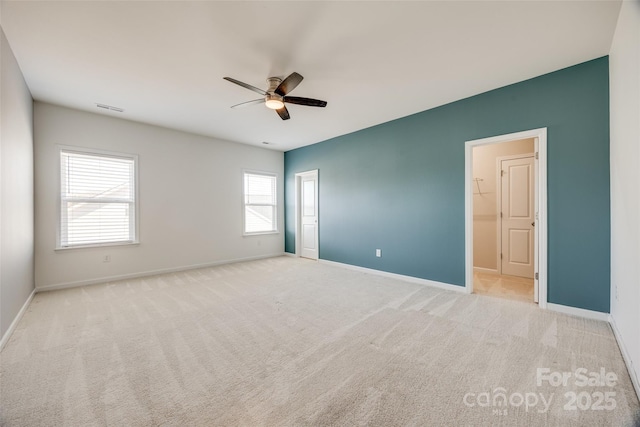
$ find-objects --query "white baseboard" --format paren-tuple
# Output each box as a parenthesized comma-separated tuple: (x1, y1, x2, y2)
(36, 253, 285, 292)
(546, 302, 609, 322)
(319, 259, 467, 293)
(608, 315, 640, 401)
(473, 267, 498, 274)
(0, 289, 35, 352)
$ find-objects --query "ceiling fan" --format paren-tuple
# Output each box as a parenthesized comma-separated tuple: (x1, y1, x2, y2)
(223, 72, 327, 120)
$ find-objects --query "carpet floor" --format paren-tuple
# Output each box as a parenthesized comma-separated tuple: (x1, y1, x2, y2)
(1, 257, 638, 426)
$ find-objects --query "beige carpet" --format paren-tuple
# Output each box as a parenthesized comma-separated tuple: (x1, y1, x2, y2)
(1, 257, 638, 426)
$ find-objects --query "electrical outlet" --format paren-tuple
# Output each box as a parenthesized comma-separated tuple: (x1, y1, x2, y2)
(103, 255, 111, 263)
(376, 249, 381, 258)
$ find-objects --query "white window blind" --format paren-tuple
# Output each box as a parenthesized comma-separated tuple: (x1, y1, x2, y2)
(244, 172, 277, 234)
(59, 149, 137, 248)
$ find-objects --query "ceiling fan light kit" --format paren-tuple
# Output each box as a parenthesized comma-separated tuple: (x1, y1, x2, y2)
(265, 94, 284, 110)
(223, 72, 327, 120)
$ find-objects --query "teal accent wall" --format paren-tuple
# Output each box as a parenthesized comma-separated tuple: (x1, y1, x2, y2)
(285, 57, 610, 313)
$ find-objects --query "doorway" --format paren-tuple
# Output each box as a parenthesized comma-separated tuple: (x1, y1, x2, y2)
(465, 128, 547, 308)
(295, 170, 319, 260)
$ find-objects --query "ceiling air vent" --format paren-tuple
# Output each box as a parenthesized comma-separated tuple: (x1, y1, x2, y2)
(96, 103, 124, 113)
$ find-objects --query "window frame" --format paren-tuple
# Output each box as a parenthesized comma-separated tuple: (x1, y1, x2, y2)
(56, 145, 140, 250)
(242, 170, 279, 236)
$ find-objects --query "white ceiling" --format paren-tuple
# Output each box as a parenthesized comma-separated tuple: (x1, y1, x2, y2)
(1, 1, 622, 152)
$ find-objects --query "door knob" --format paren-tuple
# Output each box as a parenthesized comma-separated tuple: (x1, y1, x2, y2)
(531, 222, 535, 227)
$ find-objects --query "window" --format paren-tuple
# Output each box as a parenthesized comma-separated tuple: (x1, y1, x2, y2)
(243, 172, 277, 234)
(58, 148, 138, 248)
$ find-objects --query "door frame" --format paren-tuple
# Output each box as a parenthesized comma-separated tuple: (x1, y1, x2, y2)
(294, 169, 319, 259)
(465, 128, 547, 308)
(495, 153, 535, 277)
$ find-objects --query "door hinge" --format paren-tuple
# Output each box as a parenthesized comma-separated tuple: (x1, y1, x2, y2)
(535, 152, 539, 160)
(536, 212, 539, 220)
(500, 212, 503, 218)
(535, 272, 539, 280)
(501, 170, 505, 177)
(500, 253, 503, 260)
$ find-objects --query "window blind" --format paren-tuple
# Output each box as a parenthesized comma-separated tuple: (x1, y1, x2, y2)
(244, 172, 277, 233)
(60, 150, 136, 247)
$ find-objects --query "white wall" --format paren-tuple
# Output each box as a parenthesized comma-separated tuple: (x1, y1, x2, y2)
(34, 102, 284, 289)
(472, 138, 534, 271)
(609, 0, 640, 394)
(0, 28, 34, 339)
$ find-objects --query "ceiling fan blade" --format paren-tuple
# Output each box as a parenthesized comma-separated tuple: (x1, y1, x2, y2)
(284, 96, 327, 108)
(276, 106, 290, 120)
(230, 99, 264, 109)
(275, 72, 303, 96)
(223, 77, 267, 96)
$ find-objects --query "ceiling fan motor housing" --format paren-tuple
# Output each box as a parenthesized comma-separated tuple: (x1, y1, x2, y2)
(266, 77, 282, 93)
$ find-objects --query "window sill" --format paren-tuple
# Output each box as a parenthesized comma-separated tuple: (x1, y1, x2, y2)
(243, 231, 280, 237)
(55, 241, 140, 251)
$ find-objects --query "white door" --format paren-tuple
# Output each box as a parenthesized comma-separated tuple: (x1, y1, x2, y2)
(297, 170, 318, 260)
(501, 156, 535, 278)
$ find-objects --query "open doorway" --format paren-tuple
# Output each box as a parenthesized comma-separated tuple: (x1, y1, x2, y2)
(473, 141, 535, 302)
(465, 128, 547, 307)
